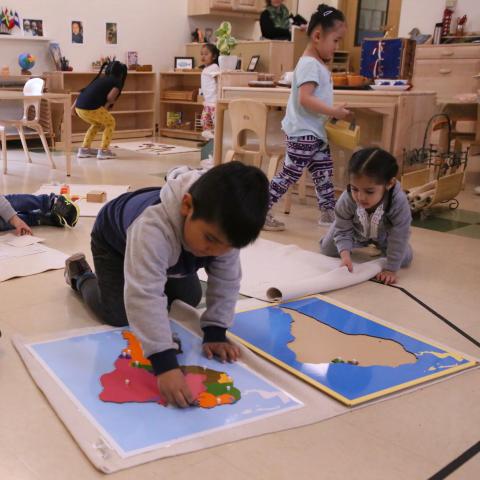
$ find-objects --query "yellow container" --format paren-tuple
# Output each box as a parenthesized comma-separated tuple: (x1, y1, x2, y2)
(326, 119, 360, 150)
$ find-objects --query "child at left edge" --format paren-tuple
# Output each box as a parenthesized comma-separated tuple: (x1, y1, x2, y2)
(0, 194, 79, 234)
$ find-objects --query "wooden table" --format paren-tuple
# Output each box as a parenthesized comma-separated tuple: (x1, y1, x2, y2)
(214, 87, 437, 176)
(0, 90, 72, 176)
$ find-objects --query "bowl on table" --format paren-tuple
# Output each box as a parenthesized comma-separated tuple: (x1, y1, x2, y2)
(332, 74, 348, 87)
(347, 74, 368, 87)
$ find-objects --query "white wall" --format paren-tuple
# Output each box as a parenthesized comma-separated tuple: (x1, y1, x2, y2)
(399, 0, 480, 36)
(0, 0, 191, 74)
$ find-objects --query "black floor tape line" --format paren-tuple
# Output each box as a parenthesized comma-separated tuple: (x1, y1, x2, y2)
(428, 441, 480, 479)
(370, 279, 480, 350)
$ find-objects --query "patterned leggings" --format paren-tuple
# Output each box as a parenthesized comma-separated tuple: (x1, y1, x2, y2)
(201, 105, 216, 132)
(269, 135, 335, 211)
(76, 107, 116, 149)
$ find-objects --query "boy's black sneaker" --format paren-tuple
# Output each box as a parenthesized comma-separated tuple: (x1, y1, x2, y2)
(52, 195, 80, 227)
(65, 253, 93, 291)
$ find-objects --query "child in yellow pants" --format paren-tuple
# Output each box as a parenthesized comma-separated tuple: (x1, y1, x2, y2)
(73, 60, 127, 160)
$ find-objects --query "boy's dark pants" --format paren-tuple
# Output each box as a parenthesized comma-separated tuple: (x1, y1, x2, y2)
(77, 234, 203, 327)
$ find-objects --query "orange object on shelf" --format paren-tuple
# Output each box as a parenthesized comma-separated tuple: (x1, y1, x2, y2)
(332, 74, 348, 87)
(60, 184, 70, 195)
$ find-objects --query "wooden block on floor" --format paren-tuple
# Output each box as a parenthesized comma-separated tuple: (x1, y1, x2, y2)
(86, 190, 107, 203)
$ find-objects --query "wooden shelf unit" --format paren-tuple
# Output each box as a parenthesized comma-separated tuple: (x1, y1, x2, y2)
(159, 70, 258, 141)
(46, 71, 156, 142)
(159, 71, 204, 141)
(187, 0, 296, 17)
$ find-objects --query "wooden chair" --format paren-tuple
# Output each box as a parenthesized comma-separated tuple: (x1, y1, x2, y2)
(0, 78, 56, 174)
(224, 99, 306, 213)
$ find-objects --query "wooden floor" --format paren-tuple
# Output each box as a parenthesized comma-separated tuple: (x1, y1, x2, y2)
(1, 141, 479, 479)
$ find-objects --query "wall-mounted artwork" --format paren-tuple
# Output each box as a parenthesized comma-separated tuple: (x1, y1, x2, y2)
(23, 19, 43, 37)
(106, 22, 117, 44)
(71, 20, 83, 44)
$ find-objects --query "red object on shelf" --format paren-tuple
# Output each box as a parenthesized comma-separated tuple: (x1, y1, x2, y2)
(442, 8, 454, 36)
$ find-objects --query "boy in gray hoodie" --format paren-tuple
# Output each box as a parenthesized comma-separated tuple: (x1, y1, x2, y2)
(64, 162, 269, 407)
(320, 148, 412, 285)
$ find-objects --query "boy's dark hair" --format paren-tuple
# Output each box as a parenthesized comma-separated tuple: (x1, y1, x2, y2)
(189, 161, 269, 248)
(307, 3, 345, 36)
(202, 43, 220, 65)
(348, 148, 399, 184)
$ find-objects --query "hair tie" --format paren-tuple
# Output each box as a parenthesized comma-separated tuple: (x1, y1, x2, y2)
(323, 10, 333, 16)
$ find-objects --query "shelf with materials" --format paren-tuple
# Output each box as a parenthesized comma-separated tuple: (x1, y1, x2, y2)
(159, 71, 204, 141)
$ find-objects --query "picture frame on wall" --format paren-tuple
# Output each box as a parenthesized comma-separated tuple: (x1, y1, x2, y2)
(247, 55, 260, 72)
(126, 51, 138, 69)
(23, 19, 43, 37)
(71, 20, 83, 44)
(106, 22, 117, 45)
(174, 57, 194, 70)
(49, 42, 62, 71)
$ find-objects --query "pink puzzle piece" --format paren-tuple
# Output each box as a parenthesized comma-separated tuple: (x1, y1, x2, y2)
(99, 358, 207, 406)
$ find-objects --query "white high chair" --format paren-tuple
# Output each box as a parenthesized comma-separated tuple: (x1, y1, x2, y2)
(0, 77, 56, 174)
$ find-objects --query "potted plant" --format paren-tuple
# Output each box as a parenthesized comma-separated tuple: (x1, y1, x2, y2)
(215, 21, 238, 71)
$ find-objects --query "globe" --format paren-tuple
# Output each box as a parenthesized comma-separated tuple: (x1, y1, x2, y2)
(18, 53, 36, 73)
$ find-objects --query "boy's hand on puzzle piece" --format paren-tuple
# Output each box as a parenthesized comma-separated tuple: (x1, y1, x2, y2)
(332, 103, 352, 121)
(156, 368, 195, 408)
(9, 215, 32, 236)
(203, 341, 240, 363)
(376, 270, 397, 285)
(340, 250, 353, 273)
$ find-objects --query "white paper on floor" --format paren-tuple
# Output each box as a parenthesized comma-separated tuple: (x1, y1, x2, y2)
(33, 184, 130, 217)
(0, 233, 68, 282)
(6, 234, 44, 247)
(111, 141, 199, 156)
(199, 238, 386, 302)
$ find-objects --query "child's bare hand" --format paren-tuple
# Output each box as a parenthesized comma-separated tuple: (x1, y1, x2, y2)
(376, 270, 397, 285)
(9, 215, 32, 236)
(156, 368, 194, 408)
(332, 103, 351, 121)
(203, 341, 240, 363)
(340, 250, 353, 272)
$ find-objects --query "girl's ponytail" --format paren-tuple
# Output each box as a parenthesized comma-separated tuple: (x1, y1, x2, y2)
(307, 3, 345, 36)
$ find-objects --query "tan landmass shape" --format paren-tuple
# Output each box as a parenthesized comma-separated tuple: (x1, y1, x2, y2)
(284, 307, 417, 367)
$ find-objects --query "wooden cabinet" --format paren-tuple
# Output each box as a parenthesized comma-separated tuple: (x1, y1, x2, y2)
(46, 71, 156, 142)
(233, 0, 262, 12)
(188, 0, 268, 16)
(211, 0, 234, 10)
(186, 40, 293, 79)
(412, 44, 480, 101)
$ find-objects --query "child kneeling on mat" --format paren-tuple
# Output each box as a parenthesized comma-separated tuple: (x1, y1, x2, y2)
(320, 148, 413, 285)
(64, 162, 269, 408)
